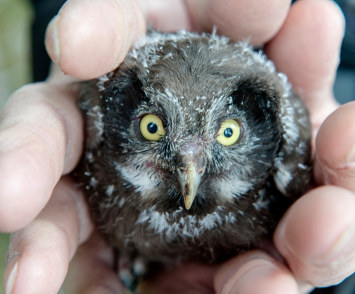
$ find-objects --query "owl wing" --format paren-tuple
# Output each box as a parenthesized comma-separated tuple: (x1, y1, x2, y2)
(273, 92, 313, 198)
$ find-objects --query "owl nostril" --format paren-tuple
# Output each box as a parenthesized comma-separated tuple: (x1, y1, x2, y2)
(197, 167, 205, 175)
(184, 183, 190, 195)
(176, 142, 207, 172)
(176, 158, 206, 176)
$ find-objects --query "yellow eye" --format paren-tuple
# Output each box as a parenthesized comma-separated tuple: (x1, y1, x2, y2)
(140, 114, 166, 141)
(216, 119, 241, 146)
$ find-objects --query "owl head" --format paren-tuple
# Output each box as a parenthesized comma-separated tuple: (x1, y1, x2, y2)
(80, 31, 310, 217)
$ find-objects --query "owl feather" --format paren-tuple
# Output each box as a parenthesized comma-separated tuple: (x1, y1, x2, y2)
(76, 30, 312, 285)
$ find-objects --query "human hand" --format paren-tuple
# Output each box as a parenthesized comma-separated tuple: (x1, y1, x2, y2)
(2, 0, 354, 294)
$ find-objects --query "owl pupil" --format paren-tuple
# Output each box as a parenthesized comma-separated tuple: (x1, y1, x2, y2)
(147, 122, 158, 134)
(224, 128, 233, 138)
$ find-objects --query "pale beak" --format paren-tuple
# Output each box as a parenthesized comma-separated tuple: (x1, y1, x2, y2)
(179, 161, 204, 210)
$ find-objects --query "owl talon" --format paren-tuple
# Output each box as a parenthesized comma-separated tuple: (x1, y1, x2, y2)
(119, 268, 137, 292)
(133, 256, 146, 277)
(118, 256, 147, 293)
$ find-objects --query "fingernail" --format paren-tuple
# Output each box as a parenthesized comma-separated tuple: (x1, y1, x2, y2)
(5, 261, 18, 294)
(45, 15, 60, 64)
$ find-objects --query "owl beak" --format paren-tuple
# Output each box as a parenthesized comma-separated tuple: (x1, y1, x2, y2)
(180, 161, 204, 210)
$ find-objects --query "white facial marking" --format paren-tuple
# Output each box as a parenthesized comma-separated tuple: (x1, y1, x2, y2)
(214, 177, 253, 201)
(136, 206, 236, 240)
(105, 185, 115, 197)
(114, 163, 159, 196)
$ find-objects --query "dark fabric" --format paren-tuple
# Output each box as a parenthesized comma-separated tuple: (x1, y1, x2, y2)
(312, 275, 355, 294)
(338, 0, 355, 67)
(30, 0, 66, 81)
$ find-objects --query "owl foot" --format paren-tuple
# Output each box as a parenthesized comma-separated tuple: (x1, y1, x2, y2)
(118, 256, 147, 293)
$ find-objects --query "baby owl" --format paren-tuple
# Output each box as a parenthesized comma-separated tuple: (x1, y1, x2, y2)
(77, 30, 312, 281)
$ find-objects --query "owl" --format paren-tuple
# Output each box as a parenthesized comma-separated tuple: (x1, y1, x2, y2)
(77, 30, 312, 288)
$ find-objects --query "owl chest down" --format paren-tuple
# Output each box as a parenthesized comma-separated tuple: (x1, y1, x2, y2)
(84, 161, 292, 264)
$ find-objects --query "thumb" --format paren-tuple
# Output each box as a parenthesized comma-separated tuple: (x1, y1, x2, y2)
(265, 0, 344, 130)
(45, 0, 146, 79)
(314, 101, 355, 192)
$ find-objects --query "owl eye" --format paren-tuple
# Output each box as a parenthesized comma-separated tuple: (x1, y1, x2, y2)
(140, 114, 166, 141)
(216, 119, 241, 146)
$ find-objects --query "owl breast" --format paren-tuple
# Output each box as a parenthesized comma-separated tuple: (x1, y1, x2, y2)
(77, 30, 312, 265)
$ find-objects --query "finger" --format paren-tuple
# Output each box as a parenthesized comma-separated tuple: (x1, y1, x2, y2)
(63, 232, 123, 294)
(3, 177, 93, 294)
(274, 186, 355, 287)
(214, 251, 299, 294)
(45, 0, 291, 79)
(314, 102, 355, 192)
(0, 78, 83, 232)
(183, 0, 291, 45)
(140, 262, 217, 294)
(135, 0, 193, 32)
(45, 0, 146, 79)
(137, 0, 291, 45)
(265, 0, 345, 129)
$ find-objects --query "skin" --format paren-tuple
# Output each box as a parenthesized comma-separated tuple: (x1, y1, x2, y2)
(1, 0, 354, 293)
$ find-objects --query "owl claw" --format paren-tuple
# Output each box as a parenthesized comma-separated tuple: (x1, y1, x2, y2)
(118, 256, 147, 293)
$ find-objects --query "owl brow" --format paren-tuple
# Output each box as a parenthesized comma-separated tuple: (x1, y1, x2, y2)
(204, 95, 233, 130)
(147, 89, 184, 124)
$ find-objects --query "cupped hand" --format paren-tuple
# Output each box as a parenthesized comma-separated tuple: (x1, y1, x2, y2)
(2, 0, 354, 294)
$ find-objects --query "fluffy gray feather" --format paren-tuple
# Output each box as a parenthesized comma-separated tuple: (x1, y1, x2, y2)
(76, 30, 312, 280)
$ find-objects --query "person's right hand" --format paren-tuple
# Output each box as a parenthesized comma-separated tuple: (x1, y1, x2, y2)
(2, 1, 354, 294)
